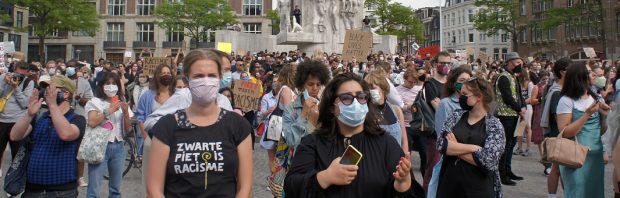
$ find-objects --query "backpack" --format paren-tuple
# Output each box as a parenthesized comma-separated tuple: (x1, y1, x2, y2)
(410, 81, 438, 137)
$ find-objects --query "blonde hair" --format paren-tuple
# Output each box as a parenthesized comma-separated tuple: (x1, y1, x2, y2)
(277, 64, 296, 89)
(364, 69, 390, 95)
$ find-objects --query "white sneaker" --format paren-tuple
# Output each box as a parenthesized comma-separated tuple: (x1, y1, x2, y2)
(79, 177, 88, 187)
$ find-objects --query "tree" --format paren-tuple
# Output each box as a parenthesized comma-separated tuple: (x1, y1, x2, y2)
(154, 0, 236, 43)
(473, 0, 524, 52)
(9, 0, 99, 62)
(375, 2, 424, 41)
(266, 10, 280, 35)
(537, 0, 607, 57)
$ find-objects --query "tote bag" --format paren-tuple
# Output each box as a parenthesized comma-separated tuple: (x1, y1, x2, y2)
(77, 123, 113, 164)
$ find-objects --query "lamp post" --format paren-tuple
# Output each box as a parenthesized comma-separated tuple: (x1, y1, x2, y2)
(439, 0, 443, 51)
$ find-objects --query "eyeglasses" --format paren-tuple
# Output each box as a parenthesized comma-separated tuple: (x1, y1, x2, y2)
(337, 92, 368, 105)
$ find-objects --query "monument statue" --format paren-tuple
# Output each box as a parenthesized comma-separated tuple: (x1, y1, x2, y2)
(278, 0, 291, 32)
(291, 16, 303, 32)
(314, 0, 327, 32)
(328, 0, 339, 32)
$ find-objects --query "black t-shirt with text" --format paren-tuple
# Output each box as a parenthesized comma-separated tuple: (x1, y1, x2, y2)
(152, 109, 252, 198)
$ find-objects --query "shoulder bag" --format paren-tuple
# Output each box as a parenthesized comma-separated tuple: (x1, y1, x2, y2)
(77, 122, 113, 164)
(410, 83, 436, 137)
(541, 129, 589, 168)
(265, 87, 285, 141)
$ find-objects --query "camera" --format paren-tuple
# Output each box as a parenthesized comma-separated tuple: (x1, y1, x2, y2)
(38, 86, 65, 105)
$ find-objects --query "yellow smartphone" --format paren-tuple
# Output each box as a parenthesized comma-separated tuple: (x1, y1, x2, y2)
(340, 145, 363, 165)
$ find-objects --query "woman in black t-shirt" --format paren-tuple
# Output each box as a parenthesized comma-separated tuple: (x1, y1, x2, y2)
(435, 78, 505, 198)
(284, 73, 412, 197)
(146, 49, 253, 198)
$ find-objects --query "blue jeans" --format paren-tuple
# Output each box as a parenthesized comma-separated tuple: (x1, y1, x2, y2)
(135, 124, 145, 157)
(86, 141, 126, 198)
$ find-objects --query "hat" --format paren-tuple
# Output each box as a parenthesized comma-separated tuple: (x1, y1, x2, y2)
(505, 52, 522, 62)
(39, 75, 76, 94)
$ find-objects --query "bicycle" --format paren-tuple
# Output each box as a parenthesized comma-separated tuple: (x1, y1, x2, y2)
(104, 119, 142, 179)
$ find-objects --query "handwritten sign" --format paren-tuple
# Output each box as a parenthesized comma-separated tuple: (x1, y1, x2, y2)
(342, 30, 372, 62)
(0, 42, 15, 54)
(583, 47, 597, 59)
(233, 80, 261, 110)
(124, 51, 133, 58)
(143, 57, 171, 76)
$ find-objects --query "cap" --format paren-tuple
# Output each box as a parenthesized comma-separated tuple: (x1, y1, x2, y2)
(39, 75, 76, 94)
(505, 52, 522, 62)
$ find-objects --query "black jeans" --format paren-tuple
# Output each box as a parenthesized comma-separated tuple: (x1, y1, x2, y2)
(22, 189, 78, 198)
(498, 116, 518, 177)
(0, 122, 22, 166)
(406, 127, 427, 177)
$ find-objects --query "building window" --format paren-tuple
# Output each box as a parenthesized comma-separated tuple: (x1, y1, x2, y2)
(243, 23, 262, 34)
(137, 0, 155, 16)
(468, 9, 475, 22)
(520, 0, 526, 15)
(493, 48, 499, 60)
(72, 31, 89, 37)
(568, 0, 574, 7)
(468, 33, 474, 42)
(520, 29, 528, 43)
(617, 12, 620, 35)
(501, 34, 508, 42)
(243, 0, 263, 16)
(167, 26, 184, 42)
(0, 33, 4, 42)
(28, 25, 35, 37)
(108, 0, 125, 16)
(8, 34, 20, 51)
(16, 11, 23, 28)
(137, 23, 155, 42)
(106, 23, 124, 41)
(451, 13, 455, 26)
(501, 48, 508, 60)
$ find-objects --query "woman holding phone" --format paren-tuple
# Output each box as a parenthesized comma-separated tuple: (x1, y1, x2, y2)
(85, 72, 133, 198)
(146, 49, 253, 197)
(284, 73, 412, 197)
(555, 63, 606, 198)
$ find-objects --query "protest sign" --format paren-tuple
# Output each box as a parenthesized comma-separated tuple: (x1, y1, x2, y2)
(233, 80, 261, 110)
(342, 30, 373, 62)
(527, 57, 534, 62)
(124, 51, 133, 58)
(217, 42, 233, 54)
(0, 42, 15, 54)
(583, 47, 597, 59)
(13, 52, 24, 61)
(143, 57, 171, 76)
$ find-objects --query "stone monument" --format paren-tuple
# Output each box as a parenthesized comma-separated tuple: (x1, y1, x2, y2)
(277, 0, 397, 55)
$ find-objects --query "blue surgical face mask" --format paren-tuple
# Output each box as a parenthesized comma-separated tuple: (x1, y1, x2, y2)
(220, 71, 232, 88)
(337, 98, 368, 127)
(66, 67, 76, 77)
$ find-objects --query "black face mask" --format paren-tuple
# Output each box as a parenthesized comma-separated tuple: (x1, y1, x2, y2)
(39, 88, 65, 105)
(513, 64, 523, 74)
(418, 75, 426, 82)
(160, 75, 173, 86)
(459, 95, 473, 111)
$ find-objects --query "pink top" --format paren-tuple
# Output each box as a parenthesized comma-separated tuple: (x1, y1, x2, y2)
(395, 85, 423, 127)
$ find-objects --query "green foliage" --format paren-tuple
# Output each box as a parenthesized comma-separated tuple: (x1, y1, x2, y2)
(375, 2, 424, 41)
(266, 10, 280, 35)
(473, 0, 523, 36)
(9, 0, 99, 36)
(154, 0, 237, 42)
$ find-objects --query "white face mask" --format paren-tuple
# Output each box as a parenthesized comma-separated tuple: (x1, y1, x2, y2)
(103, 84, 119, 98)
(370, 89, 382, 104)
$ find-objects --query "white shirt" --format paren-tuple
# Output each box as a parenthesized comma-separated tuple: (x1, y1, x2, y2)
(72, 77, 94, 118)
(85, 97, 135, 142)
(144, 88, 233, 131)
(386, 77, 405, 108)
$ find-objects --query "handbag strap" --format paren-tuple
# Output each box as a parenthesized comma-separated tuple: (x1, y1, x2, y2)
(557, 128, 580, 145)
(3, 90, 13, 100)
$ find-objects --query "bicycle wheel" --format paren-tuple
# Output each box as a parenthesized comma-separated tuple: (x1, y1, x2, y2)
(122, 138, 135, 177)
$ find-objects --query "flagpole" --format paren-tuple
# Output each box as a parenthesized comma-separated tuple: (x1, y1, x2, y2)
(439, 0, 443, 51)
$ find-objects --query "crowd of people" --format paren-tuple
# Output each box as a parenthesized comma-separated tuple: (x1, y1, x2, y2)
(0, 47, 617, 198)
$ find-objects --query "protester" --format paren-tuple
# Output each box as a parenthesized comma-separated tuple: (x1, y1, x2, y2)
(66, 60, 93, 187)
(540, 58, 571, 197)
(555, 63, 606, 198)
(146, 49, 253, 197)
(364, 69, 409, 151)
(136, 64, 175, 138)
(85, 72, 133, 198)
(515, 66, 536, 157)
(10, 76, 86, 197)
(530, 71, 549, 160)
(495, 52, 525, 185)
(0, 61, 35, 177)
(376, 62, 405, 108)
(422, 51, 450, 189)
(174, 75, 188, 90)
(132, 72, 150, 109)
(436, 77, 505, 198)
(94, 61, 113, 85)
(284, 73, 412, 197)
(396, 67, 426, 176)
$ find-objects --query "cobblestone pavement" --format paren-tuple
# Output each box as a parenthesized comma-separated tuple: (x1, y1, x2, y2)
(0, 141, 612, 197)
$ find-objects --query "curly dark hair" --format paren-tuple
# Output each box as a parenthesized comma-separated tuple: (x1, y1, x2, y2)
(294, 60, 331, 90)
(443, 66, 472, 98)
(315, 73, 384, 140)
(95, 72, 123, 100)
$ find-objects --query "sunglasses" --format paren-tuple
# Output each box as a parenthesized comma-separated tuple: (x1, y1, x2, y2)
(337, 92, 368, 105)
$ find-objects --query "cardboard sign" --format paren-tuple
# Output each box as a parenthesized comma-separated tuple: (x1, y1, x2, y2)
(162, 48, 172, 57)
(478, 52, 489, 62)
(583, 47, 597, 58)
(13, 52, 24, 61)
(342, 30, 373, 62)
(527, 57, 534, 62)
(465, 47, 475, 55)
(142, 57, 171, 76)
(232, 80, 261, 110)
(124, 51, 133, 58)
(217, 42, 233, 54)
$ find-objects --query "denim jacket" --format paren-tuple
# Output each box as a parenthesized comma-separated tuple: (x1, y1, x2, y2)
(434, 94, 461, 139)
(282, 96, 315, 149)
(136, 90, 156, 123)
